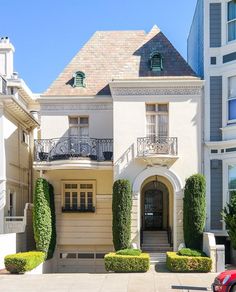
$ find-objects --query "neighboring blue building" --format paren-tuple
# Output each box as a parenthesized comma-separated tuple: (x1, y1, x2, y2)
(188, 0, 236, 263)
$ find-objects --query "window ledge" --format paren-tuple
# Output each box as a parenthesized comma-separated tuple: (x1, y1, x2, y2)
(61, 207, 95, 213)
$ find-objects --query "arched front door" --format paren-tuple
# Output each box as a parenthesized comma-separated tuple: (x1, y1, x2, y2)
(144, 189, 163, 230)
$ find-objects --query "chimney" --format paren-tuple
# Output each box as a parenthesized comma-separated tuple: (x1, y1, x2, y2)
(0, 37, 15, 78)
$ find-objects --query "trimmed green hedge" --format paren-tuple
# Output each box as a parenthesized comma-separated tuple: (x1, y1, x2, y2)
(183, 174, 206, 250)
(166, 252, 212, 273)
(4, 251, 45, 274)
(116, 249, 142, 256)
(112, 179, 132, 251)
(104, 252, 150, 272)
(178, 248, 206, 257)
(33, 178, 52, 254)
(47, 183, 56, 260)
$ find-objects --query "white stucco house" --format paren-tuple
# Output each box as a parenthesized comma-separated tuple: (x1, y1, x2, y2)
(188, 0, 236, 263)
(30, 25, 204, 272)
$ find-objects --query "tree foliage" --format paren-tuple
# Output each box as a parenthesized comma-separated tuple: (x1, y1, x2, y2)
(183, 174, 206, 250)
(112, 179, 132, 251)
(222, 191, 236, 249)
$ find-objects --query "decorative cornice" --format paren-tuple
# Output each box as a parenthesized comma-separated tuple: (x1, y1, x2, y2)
(41, 103, 113, 112)
(111, 86, 201, 96)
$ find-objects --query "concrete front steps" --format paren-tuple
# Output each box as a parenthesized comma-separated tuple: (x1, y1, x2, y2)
(141, 231, 173, 263)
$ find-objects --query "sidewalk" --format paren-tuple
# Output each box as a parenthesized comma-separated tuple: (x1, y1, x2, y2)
(0, 264, 217, 292)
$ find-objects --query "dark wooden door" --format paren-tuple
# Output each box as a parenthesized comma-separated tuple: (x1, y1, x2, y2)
(144, 189, 163, 230)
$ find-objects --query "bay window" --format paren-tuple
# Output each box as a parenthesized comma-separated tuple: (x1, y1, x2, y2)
(228, 76, 236, 123)
(229, 165, 236, 200)
(228, 1, 236, 42)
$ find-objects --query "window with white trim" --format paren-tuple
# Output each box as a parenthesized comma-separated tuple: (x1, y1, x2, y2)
(69, 116, 89, 136)
(146, 104, 168, 137)
(228, 1, 236, 42)
(228, 76, 236, 123)
(229, 165, 236, 200)
(62, 181, 95, 212)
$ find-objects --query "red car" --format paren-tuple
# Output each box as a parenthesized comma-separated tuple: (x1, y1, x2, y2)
(212, 270, 236, 291)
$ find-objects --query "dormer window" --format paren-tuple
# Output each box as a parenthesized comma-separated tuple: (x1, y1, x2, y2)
(73, 71, 85, 87)
(150, 52, 163, 72)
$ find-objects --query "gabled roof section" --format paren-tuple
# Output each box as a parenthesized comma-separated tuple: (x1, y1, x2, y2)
(44, 26, 197, 97)
(117, 25, 197, 79)
(44, 30, 145, 96)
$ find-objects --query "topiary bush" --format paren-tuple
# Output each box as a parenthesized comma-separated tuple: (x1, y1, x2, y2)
(116, 249, 142, 256)
(183, 174, 206, 250)
(112, 179, 132, 251)
(4, 251, 45, 274)
(178, 248, 206, 257)
(33, 178, 52, 256)
(104, 252, 150, 272)
(47, 183, 56, 260)
(222, 191, 236, 249)
(166, 252, 212, 273)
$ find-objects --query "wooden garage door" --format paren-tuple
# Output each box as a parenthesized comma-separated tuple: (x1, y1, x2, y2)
(58, 252, 106, 273)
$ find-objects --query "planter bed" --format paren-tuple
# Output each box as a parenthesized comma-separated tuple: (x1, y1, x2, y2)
(166, 252, 212, 273)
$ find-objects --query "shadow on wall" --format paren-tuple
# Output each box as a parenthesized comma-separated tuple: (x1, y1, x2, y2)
(114, 144, 135, 178)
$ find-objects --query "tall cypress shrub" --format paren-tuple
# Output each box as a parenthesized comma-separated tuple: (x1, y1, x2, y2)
(33, 178, 52, 255)
(47, 183, 57, 259)
(112, 179, 132, 251)
(183, 174, 206, 250)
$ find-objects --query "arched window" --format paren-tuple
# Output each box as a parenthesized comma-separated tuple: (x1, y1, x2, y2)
(150, 52, 163, 72)
(73, 71, 85, 87)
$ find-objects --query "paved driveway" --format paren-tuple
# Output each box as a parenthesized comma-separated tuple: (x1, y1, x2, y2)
(0, 265, 217, 292)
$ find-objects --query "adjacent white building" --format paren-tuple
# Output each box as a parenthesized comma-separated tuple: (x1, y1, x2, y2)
(0, 37, 38, 268)
(188, 0, 236, 262)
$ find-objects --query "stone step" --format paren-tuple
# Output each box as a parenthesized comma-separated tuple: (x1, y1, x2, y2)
(148, 253, 167, 263)
(142, 246, 173, 252)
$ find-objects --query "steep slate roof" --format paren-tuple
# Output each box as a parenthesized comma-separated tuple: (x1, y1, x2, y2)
(44, 26, 197, 97)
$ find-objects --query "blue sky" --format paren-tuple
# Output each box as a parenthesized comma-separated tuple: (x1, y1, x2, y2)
(0, 0, 197, 93)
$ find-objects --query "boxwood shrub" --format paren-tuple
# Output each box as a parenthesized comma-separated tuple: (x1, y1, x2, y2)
(183, 174, 206, 250)
(112, 179, 132, 251)
(33, 178, 52, 256)
(4, 251, 45, 274)
(178, 248, 207, 257)
(116, 249, 142, 256)
(104, 252, 150, 272)
(166, 252, 212, 273)
(47, 183, 56, 260)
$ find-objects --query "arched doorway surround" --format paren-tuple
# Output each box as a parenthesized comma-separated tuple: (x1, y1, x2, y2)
(132, 166, 183, 251)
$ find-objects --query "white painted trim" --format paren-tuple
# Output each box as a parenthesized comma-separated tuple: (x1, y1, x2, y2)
(132, 166, 183, 251)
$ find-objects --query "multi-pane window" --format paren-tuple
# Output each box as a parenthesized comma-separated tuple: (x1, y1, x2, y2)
(62, 181, 95, 211)
(150, 52, 163, 72)
(146, 104, 168, 137)
(228, 76, 236, 122)
(229, 165, 236, 199)
(69, 116, 89, 136)
(228, 1, 236, 42)
(73, 71, 85, 87)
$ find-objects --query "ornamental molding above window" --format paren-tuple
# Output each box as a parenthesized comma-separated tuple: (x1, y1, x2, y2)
(41, 103, 113, 112)
(111, 86, 202, 96)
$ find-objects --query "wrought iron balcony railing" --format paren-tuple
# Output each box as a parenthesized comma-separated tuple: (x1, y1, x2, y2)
(137, 136, 178, 157)
(0, 75, 7, 95)
(34, 136, 113, 162)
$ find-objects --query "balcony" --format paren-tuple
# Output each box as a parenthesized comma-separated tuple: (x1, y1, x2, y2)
(34, 136, 113, 170)
(137, 136, 178, 166)
(0, 75, 7, 95)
